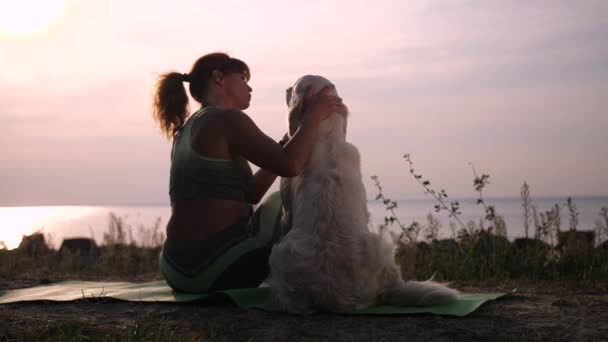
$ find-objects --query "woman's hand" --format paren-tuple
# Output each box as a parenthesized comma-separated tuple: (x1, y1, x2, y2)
(303, 85, 343, 123)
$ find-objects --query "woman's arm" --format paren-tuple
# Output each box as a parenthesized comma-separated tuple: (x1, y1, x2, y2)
(225, 87, 340, 178)
(245, 168, 279, 204)
(244, 136, 290, 204)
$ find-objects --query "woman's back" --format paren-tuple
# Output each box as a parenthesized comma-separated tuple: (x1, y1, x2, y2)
(168, 107, 253, 241)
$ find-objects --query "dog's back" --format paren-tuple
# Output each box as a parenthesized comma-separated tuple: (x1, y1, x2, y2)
(272, 122, 373, 311)
(269, 76, 458, 314)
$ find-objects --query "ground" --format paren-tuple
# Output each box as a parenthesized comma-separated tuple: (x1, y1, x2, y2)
(1, 279, 607, 341)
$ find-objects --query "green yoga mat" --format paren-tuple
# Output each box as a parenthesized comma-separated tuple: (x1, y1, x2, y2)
(0, 281, 505, 317)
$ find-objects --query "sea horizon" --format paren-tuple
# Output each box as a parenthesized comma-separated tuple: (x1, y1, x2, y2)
(2, 194, 607, 208)
(2, 195, 607, 250)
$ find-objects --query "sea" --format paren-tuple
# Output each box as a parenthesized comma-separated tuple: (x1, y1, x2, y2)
(1, 196, 607, 250)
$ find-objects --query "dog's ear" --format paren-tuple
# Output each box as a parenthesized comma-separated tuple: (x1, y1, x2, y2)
(285, 87, 293, 107)
(288, 101, 303, 136)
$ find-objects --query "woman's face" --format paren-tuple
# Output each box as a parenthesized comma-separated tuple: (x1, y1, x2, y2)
(224, 72, 252, 110)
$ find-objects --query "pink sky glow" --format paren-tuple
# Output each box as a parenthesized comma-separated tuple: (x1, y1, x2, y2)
(1, 0, 607, 206)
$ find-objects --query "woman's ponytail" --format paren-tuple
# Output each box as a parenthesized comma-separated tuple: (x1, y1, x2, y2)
(152, 72, 190, 139)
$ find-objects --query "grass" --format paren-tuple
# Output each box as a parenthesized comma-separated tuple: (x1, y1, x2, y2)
(393, 230, 608, 284)
(2, 193, 607, 288)
(0, 213, 164, 282)
(374, 154, 608, 285)
(1, 154, 606, 287)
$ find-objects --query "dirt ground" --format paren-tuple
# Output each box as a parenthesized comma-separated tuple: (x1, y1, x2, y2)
(1, 279, 607, 341)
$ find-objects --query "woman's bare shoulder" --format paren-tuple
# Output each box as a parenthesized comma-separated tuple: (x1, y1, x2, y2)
(220, 109, 259, 132)
(196, 108, 252, 133)
(221, 108, 251, 121)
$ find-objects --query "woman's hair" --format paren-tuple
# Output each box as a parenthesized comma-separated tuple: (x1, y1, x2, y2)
(152, 52, 250, 139)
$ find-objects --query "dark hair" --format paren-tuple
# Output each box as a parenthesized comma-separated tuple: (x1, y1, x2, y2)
(152, 52, 250, 139)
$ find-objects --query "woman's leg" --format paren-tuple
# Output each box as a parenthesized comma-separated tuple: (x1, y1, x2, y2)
(208, 192, 284, 291)
(160, 192, 284, 293)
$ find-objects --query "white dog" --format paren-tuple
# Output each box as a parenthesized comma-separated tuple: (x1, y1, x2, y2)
(268, 75, 459, 314)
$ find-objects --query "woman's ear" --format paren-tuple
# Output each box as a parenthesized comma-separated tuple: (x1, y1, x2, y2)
(212, 70, 224, 85)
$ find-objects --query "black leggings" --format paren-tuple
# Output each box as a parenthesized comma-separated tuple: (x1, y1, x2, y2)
(159, 193, 287, 293)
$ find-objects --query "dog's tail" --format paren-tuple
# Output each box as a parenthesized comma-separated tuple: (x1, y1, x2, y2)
(379, 280, 459, 307)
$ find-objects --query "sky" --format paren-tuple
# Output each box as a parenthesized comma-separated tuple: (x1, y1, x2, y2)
(1, 0, 607, 206)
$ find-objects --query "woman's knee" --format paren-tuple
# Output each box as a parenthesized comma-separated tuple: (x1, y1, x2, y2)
(259, 191, 281, 210)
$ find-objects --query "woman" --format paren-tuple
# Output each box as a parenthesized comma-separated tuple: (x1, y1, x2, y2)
(152, 52, 341, 293)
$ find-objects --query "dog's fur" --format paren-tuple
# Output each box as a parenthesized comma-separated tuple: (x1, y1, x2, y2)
(268, 75, 459, 314)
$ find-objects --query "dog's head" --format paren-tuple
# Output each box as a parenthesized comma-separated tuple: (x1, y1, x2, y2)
(285, 75, 348, 137)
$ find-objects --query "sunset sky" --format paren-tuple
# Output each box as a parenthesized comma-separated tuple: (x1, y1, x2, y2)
(1, 0, 607, 206)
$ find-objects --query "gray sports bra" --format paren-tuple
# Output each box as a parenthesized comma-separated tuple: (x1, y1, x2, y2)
(169, 107, 253, 204)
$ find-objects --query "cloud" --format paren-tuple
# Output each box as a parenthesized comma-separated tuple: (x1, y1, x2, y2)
(1, 0, 607, 205)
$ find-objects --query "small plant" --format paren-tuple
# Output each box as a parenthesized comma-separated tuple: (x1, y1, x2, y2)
(567, 197, 580, 231)
(537, 208, 552, 245)
(469, 162, 507, 237)
(138, 217, 165, 248)
(532, 205, 540, 239)
(424, 213, 442, 241)
(401, 155, 507, 237)
(103, 213, 128, 246)
(448, 221, 458, 239)
(531, 201, 564, 246)
(552, 203, 562, 246)
(371, 174, 420, 243)
(402, 154, 467, 232)
(540, 204, 561, 247)
(521, 182, 532, 239)
(594, 207, 608, 245)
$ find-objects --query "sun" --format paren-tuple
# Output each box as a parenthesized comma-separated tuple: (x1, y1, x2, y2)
(0, 0, 68, 38)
